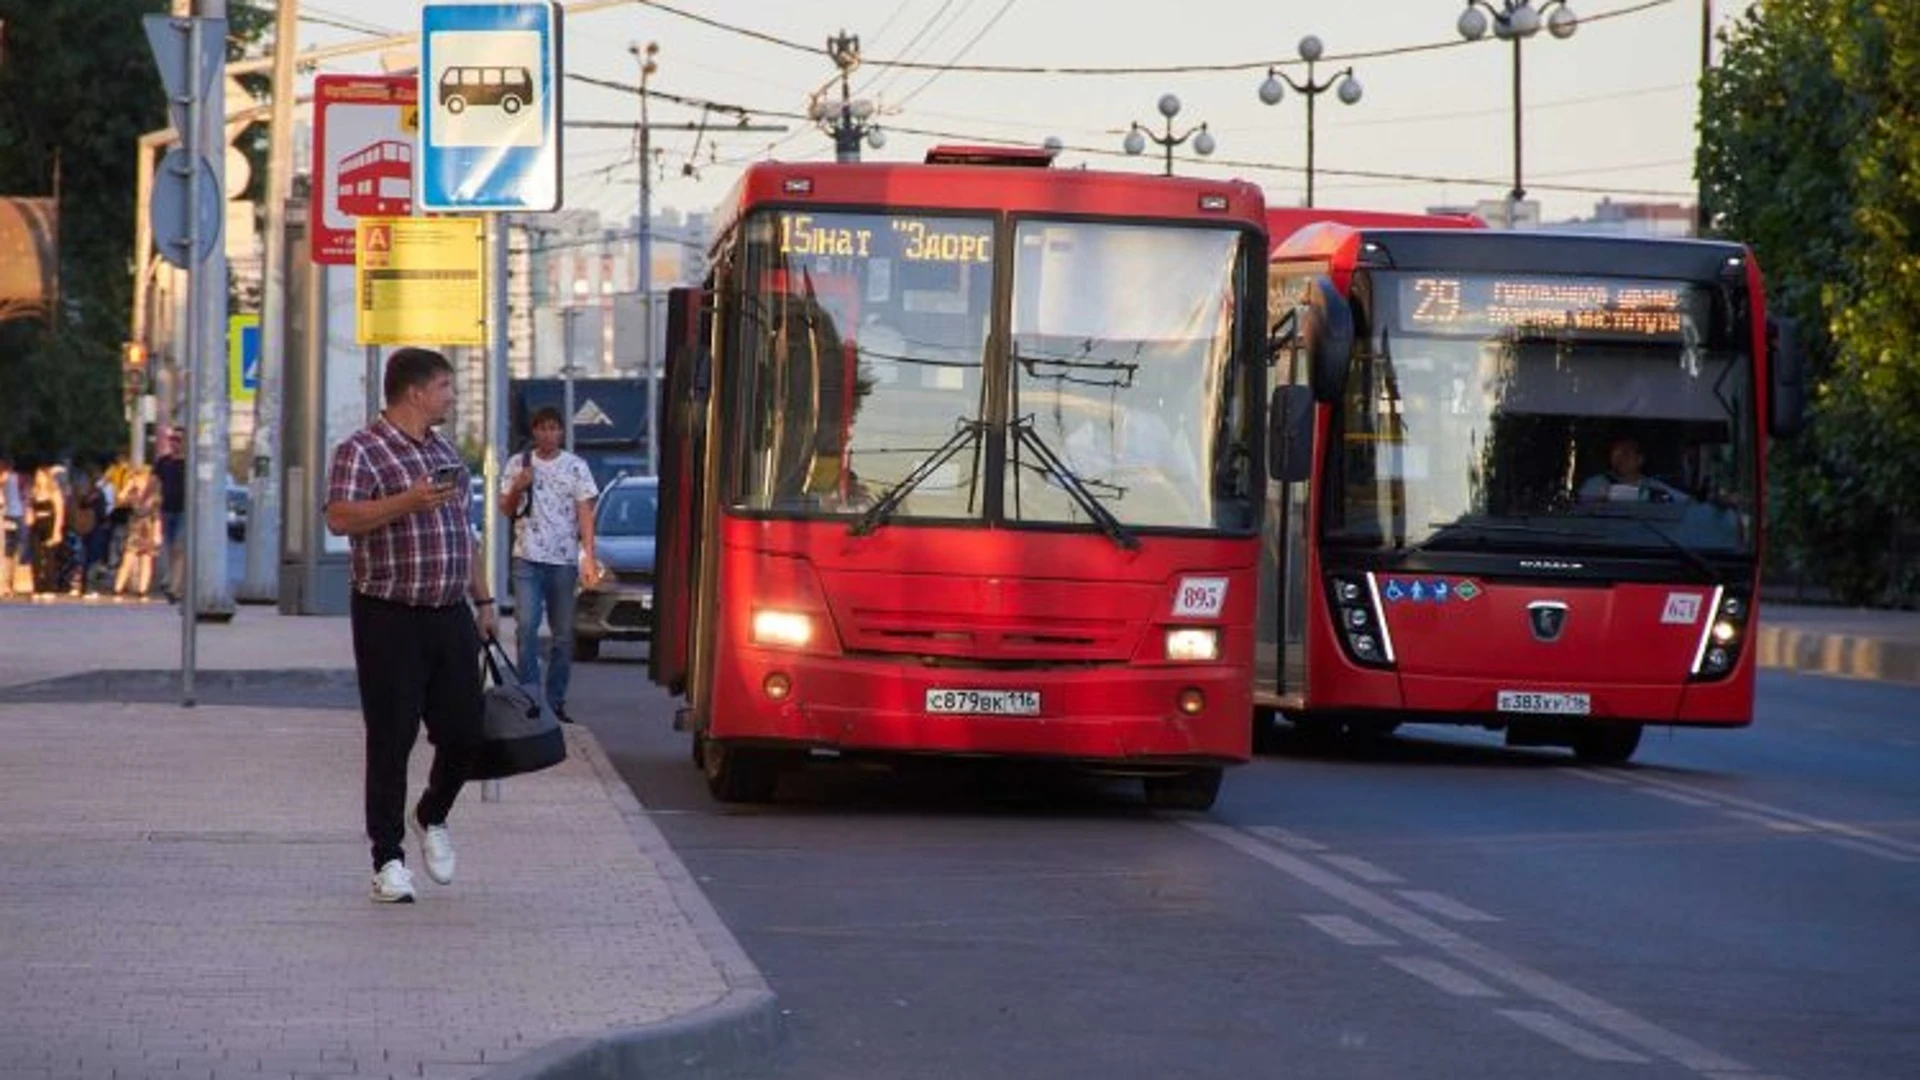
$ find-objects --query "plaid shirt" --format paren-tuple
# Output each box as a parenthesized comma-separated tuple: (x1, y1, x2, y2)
(326, 416, 473, 607)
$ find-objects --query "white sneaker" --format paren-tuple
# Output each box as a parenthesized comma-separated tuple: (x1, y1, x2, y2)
(370, 859, 416, 903)
(410, 809, 456, 885)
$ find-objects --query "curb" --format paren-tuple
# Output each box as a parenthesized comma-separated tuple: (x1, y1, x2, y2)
(0, 668, 360, 702)
(477, 727, 782, 1080)
(1754, 626, 1920, 685)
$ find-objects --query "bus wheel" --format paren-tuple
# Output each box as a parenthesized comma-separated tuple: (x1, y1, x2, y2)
(1143, 767, 1223, 812)
(446, 96, 466, 114)
(702, 740, 784, 803)
(501, 95, 523, 114)
(1572, 723, 1643, 765)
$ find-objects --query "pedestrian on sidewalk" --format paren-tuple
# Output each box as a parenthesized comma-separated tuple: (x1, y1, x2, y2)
(498, 406, 601, 725)
(153, 431, 186, 601)
(326, 347, 498, 905)
(0, 456, 22, 598)
(114, 466, 160, 599)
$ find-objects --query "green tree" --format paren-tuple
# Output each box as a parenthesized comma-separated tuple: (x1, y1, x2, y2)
(1699, 0, 1920, 605)
(0, 1, 270, 465)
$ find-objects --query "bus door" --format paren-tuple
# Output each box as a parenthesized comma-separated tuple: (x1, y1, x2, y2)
(650, 286, 710, 696)
(1257, 269, 1344, 709)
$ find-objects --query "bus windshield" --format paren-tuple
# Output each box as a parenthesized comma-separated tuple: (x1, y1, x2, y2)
(1325, 272, 1758, 557)
(1009, 221, 1249, 530)
(728, 209, 995, 521)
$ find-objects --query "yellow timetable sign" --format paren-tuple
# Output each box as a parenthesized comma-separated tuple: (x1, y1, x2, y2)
(354, 217, 484, 345)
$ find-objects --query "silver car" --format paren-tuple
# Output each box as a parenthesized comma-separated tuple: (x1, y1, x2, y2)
(572, 476, 657, 661)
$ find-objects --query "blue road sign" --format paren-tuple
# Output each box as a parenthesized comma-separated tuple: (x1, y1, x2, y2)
(419, 3, 562, 212)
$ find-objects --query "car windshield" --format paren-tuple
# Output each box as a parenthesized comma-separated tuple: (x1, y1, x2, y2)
(726, 209, 994, 522)
(598, 484, 658, 536)
(1006, 220, 1250, 530)
(1326, 271, 1757, 557)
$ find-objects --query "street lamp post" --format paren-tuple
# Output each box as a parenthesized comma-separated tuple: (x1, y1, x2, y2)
(1456, 0, 1578, 227)
(1257, 36, 1363, 208)
(1123, 94, 1216, 177)
(562, 277, 588, 452)
(812, 31, 886, 163)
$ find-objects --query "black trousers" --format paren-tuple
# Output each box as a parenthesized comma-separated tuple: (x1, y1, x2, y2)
(349, 592, 484, 871)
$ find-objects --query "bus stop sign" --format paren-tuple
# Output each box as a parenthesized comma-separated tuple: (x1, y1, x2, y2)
(418, 3, 563, 212)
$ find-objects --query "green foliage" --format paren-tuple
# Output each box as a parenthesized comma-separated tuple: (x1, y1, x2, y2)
(1700, 0, 1920, 605)
(0, 1, 272, 464)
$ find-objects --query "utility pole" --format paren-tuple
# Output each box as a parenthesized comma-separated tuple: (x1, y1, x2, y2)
(239, 0, 296, 603)
(190, 0, 234, 626)
(630, 40, 658, 475)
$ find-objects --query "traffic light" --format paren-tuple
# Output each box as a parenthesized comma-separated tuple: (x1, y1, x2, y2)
(123, 341, 148, 371)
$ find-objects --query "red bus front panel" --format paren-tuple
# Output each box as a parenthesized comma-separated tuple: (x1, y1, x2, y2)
(706, 517, 1254, 764)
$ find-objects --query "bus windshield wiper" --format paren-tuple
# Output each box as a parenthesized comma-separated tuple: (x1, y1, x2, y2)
(1407, 517, 1582, 553)
(847, 420, 984, 538)
(1010, 416, 1141, 551)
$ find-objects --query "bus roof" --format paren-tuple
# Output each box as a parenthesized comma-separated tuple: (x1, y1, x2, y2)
(1265, 207, 1482, 256)
(1274, 224, 1754, 283)
(711, 159, 1266, 243)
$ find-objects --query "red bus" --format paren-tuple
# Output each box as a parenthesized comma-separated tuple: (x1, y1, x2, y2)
(336, 140, 413, 218)
(650, 147, 1271, 808)
(1257, 224, 1805, 762)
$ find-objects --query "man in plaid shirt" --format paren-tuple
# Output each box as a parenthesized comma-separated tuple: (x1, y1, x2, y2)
(326, 348, 498, 904)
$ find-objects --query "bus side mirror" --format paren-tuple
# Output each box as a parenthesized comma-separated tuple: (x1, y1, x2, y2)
(1267, 384, 1316, 483)
(1303, 276, 1354, 405)
(1767, 316, 1806, 440)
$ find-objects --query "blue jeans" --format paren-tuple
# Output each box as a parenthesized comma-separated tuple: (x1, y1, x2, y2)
(512, 558, 579, 710)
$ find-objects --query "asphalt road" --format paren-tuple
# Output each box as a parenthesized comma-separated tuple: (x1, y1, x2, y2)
(569, 649, 1920, 1080)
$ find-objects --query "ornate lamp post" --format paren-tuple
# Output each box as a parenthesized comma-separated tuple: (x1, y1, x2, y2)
(1257, 35, 1363, 208)
(1123, 94, 1216, 177)
(1456, 0, 1579, 225)
(811, 31, 886, 162)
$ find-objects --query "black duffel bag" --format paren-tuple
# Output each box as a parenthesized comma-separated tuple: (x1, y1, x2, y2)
(472, 636, 567, 780)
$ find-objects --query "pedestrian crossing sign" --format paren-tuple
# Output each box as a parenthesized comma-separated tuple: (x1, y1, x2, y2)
(228, 313, 261, 404)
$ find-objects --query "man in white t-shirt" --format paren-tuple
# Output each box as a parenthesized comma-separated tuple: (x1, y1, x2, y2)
(499, 407, 602, 724)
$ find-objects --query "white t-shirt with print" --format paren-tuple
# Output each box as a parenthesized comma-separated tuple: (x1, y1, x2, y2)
(502, 450, 598, 565)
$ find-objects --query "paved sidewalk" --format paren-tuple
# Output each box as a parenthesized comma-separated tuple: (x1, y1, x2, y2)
(1756, 603, 1920, 685)
(0, 605, 777, 1080)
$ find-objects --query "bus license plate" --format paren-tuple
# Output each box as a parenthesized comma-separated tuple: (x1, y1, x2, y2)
(1497, 691, 1591, 716)
(925, 689, 1041, 716)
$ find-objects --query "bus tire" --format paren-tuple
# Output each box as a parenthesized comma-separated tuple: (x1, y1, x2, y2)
(1143, 767, 1223, 812)
(446, 96, 466, 114)
(501, 95, 523, 114)
(1572, 723, 1643, 765)
(703, 740, 784, 803)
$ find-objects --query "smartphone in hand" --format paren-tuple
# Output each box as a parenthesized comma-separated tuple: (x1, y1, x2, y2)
(430, 464, 463, 490)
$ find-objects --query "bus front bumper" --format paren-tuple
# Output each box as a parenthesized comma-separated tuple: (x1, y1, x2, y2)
(709, 652, 1252, 765)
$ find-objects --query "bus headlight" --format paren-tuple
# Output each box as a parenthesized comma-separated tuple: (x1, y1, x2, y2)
(1166, 628, 1220, 662)
(1690, 588, 1749, 680)
(1328, 573, 1395, 669)
(751, 609, 814, 648)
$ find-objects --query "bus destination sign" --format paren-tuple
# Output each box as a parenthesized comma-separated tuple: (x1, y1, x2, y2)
(1399, 274, 1696, 339)
(778, 213, 992, 264)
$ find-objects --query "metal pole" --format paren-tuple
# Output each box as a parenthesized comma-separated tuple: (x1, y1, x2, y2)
(1510, 35, 1525, 226)
(1304, 62, 1317, 208)
(562, 307, 577, 452)
(179, 11, 203, 706)
(639, 87, 656, 474)
(191, 0, 235, 625)
(1697, 0, 1713, 236)
(240, 0, 297, 603)
(365, 344, 381, 423)
(482, 215, 509, 804)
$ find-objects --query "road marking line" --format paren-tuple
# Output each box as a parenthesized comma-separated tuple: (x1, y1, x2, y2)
(1398, 890, 1501, 923)
(1720, 809, 1813, 834)
(1187, 822, 1756, 1075)
(1638, 788, 1718, 808)
(1320, 854, 1403, 884)
(1247, 825, 1329, 853)
(1497, 1009, 1652, 1063)
(1600, 770, 1920, 858)
(1820, 836, 1920, 863)
(1302, 914, 1395, 947)
(1384, 955, 1502, 998)
(1565, 768, 1634, 785)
